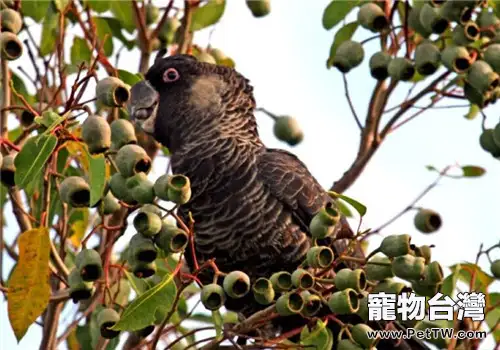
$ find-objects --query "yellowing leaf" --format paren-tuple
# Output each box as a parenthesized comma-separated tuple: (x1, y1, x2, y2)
(65, 140, 90, 171)
(69, 208, 89, 248)
(8, 228, 51, 342)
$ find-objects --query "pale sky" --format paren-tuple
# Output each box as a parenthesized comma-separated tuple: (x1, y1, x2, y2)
(1, 0, 499, 349)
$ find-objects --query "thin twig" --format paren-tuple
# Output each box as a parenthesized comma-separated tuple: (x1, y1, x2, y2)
(342, 74, 362, 130)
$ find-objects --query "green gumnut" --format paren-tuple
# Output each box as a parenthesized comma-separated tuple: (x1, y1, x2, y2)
(309, 205, 340, 239)
(275, 291, 304, 316)
(483, 44, 500, 74)
(465, 82, 491, 107)
(97, 307, 121, 339)
(0, 154, 16, 187)
(307, 246, 334, 268)
(412, 279, 441, 297)
(130, 258, 157, 278)
(379, 233, 411, 257)
(154, 222, 189, 254)
(414, 245, 432, 264)
(115, 144, 152, 177)
(392, 255, 426, 280)
(99, 192, 121, 215)
(0, 31, 22, 60)
(452, 22, 480, 46)
(81, 115, 111, 154)
(201, 283, 226, 311)
(419, 3, 449, 34)
(273, 116, 304, 146)
(356, 292, 369, 321)
(245, 0, 270, 18)
(372, 278, 410, 294)
(1, 8, 21, 34)
(135, 325, 155, 338)
(423, 261, 444, 284)
(130, 233, 158, 263)
(334, 268, 367, 292)
(333, 40, 365, 73)
(75, 249, 103, 282)
(133, 209, 162, 237)
(477, 9, 500, 38)
(387, 57, 415, 81)
(68, 268, 94, 303)
(252, 278, 275, 305)
(59, 176, 91, 207)
(441, 46, 471, 73)
(269, 271, 293, 292)
(110, 119, 137, 150)
(223, 271, 251, 299)
(357, 2, 389, 33)
(479, 128, 500, 156)
(300, 291, 322, 317)
(467, 60, 499, 93)
(337, 339, 364, 350)
(197, 50, 217, 64)
(414, 41, 441, 76)
(164, 174, 191, 205)
(158, 17, 181, 44)
(414, 208, 442, 233)
(109, 172, 136, 204)
(408, 6, 431, 37)
(328, 288, 359, 315)
(291, 268, 315, 290)
(96, 77, 131, 107)
(414, 320, 449, 348)
(126, 173, 155, 204)
(145, 4, 159, 25)
(365, 254, 394, 281)
(439, 1, 472, 24)
(351, 323, 376, 348)
(138, 203, 162, 216)
(490, 259, 500, 278)
(369, 51, 391, 80)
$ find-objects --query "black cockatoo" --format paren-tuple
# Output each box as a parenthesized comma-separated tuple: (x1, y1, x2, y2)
(128, 54, 427, 350)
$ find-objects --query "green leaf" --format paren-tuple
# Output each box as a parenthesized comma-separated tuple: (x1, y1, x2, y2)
(11, 72, 35, 106)
(327, 21, 359, 68)
(190, 0, 226, 31)
(21, 0, 51, 22)
(54, 0, 70, 11)
(189, 313, 215, 324)
(464, 104, 480, 120)
(118, 69, 143, 86)
(461, 165, 485, 178)
(110, 2, 135, 33)
(449, 263, 494, 294)
(425, 165, 438, 172)
(93, 17, 115, 57)
(14, 135, 58, 190)
(212, 310, 224, 340)
(162, 146, 171, 157)
(441, 264, 461, 297)
(40, 4, 59, 57)
(84, 0, 110, 13)
(68, 208, 89, 248)
(112, 273, 177, 331)
(8, 126, 22, 142)
(98, 17, 135, 50)
(322, 0, 362, 30)
(123, 270, 153, 295)
(486, 292, 500, 343)
(86, 150, 107, 207)
(328, 190, 367, 217)
(70, 37, 92, 66)
(336, 199, 353, 218)
(300, 320, 334, 350)
(75, 325, 94, 350)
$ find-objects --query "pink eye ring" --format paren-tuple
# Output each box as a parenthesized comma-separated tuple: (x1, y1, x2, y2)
(163, 68, 180, 82)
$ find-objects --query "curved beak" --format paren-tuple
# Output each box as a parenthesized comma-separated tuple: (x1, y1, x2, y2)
(128, 80, 160, 134)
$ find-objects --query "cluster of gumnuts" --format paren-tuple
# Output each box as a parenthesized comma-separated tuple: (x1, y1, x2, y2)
(331, 1, 500, 158)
